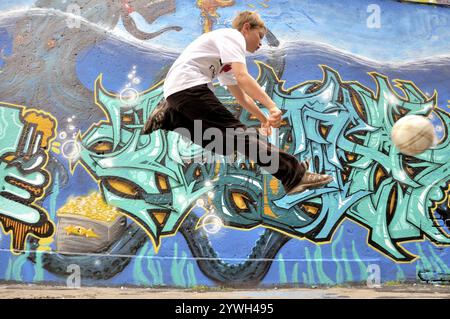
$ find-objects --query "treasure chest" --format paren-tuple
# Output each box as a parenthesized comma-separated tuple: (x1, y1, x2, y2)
(55, 193, 127, 254)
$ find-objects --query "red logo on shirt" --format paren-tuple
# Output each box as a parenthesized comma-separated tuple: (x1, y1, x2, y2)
(220, 64, 232, 73)
(122, 0, 134, 14)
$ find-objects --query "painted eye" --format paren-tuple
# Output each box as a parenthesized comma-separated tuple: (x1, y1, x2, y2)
(345, 123, 365, 144)
(156, 173, 170, 193)
(374, 164, 388, 189)
(231, 192, 251, 211)
(149, 210, 170, 228)
(282, 132, 293, 152)
(319, 124, 331, 139)
(392, 107, 409, 122)
(402, 155, 426, 180)
(90, 141, 113, 155)
(344, 151, 357, 163)
(305, 82, 322, 94)
(337, 88, 344, 104)
(348, 88, 367, 122)
(122, 114, 134, 124)
(103, 177, 143, 199)
(194, 167, 202, 179)
(300, 202, 320, 218)
(287, 132, 292, 143)
(341, 166, 352, 183)
(387, 187, 397, 223)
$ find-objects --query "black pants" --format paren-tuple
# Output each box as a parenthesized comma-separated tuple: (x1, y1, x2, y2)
(163, 84, 305, 193)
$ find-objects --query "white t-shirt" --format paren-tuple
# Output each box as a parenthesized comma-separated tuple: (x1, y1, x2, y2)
(163, 28, 247, 99)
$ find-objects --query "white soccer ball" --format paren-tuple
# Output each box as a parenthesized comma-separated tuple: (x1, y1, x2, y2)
(391, 115, 437, 156)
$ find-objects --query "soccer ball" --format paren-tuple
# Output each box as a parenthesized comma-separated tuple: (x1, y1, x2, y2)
(391, 115, 437, 156)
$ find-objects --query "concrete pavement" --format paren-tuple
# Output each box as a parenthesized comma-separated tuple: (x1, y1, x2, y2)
(0, 283, 449, 299)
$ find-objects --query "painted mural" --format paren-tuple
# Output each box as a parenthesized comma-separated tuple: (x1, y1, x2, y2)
(0, 0, 450, 288)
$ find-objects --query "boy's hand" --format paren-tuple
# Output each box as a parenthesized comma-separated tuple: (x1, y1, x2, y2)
(268, 107, 282, 128)
(259, 119, 272, 136)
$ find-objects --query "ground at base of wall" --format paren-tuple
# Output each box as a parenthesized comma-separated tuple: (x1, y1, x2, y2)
(0, 283, 449, 299)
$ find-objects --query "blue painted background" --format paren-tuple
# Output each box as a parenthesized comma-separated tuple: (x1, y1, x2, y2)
(0, 0, 449, 287)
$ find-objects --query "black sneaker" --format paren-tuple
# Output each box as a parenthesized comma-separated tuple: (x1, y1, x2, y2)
(142, 100, 169, 134)
(285, 158, 333, 195)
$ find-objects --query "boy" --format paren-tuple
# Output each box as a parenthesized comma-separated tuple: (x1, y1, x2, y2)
(143, 11, 333, 195)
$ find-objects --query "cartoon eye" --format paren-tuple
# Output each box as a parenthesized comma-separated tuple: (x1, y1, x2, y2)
(103, 177, 143, 199)
(90, 141, 113, 155)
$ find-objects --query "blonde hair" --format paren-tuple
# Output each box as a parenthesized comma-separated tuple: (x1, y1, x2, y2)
(232, 11, 267, 33)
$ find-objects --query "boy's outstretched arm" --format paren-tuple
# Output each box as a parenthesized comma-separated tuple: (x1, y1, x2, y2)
(227, 84, 273, 135)
(231, 62, 282, 128)
(227, 84, 267, 123)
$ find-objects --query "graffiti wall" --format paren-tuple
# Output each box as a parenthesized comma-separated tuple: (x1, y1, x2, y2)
(0, 0, 450, 288)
